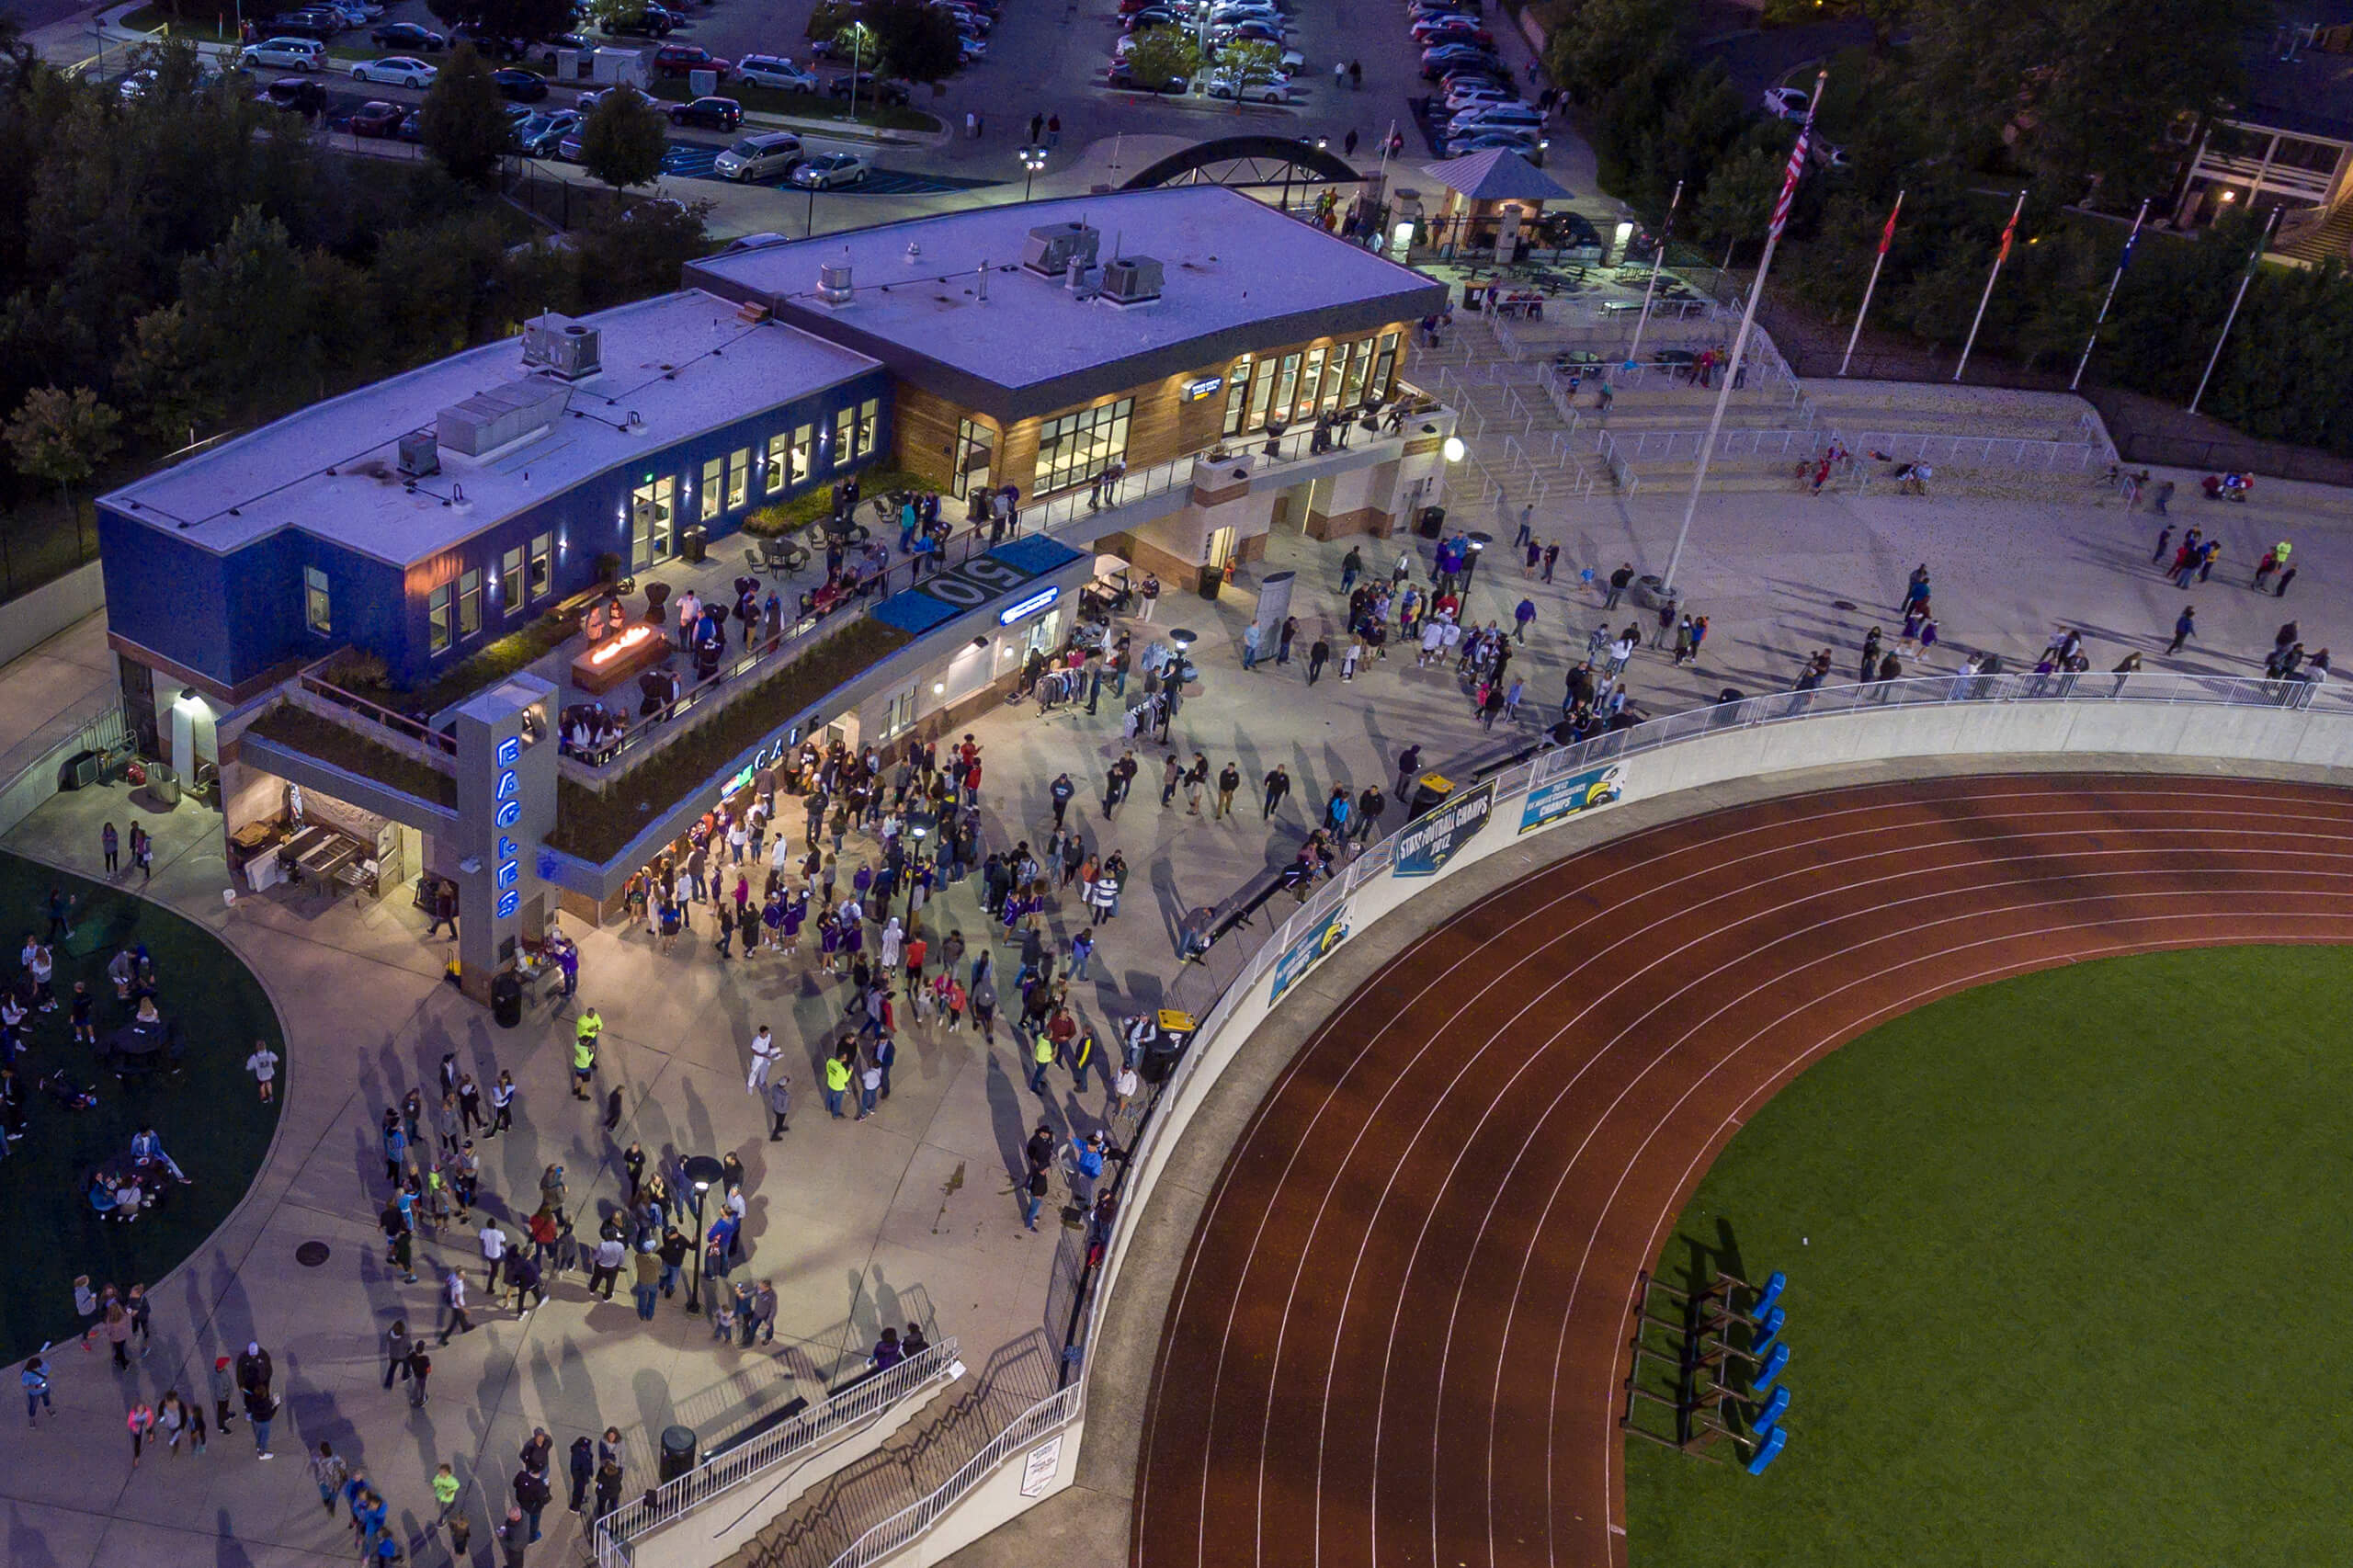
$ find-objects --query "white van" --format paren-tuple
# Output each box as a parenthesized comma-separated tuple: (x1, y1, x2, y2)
(735, 53, 818, 91)
(713, 131, 804, 182)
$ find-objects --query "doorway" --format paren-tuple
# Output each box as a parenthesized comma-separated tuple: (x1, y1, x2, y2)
(1204, 525, 1235, 575)
(630, 477, 676, 571)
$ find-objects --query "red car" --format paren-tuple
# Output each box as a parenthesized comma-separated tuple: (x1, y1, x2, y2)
(1411, 18, 1495, 43)
(347, 99, 404, 137)
(654, 43, 731, 77)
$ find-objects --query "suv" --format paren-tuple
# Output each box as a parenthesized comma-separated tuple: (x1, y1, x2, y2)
(666, 95, 743, 130)
(734, 53, 817, 91)
(243, 35, 327, 68)
(608, 6, 674, 36)
(261, 74, 328, 112)
(713, 130, 803, 180)
(369, 20, 445, 49)
(824, 71, 911, 105)
(654, 43, 730, 77)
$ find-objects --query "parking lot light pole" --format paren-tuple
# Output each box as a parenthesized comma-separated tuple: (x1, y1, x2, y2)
(1019, 144, 1047, 201)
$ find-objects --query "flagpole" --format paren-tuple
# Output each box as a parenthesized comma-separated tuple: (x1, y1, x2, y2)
(2070, 198, 2148, 392)
(1953, 189, 2025, 383)
(2188, 206, 2281, 415)
(1624, 179, 1681, 369)
(1661, 70, 1824, 604)
(1837, 187, 1902, 377)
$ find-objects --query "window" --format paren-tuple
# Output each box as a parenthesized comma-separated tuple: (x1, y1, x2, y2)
(1247, 358, 1276, 429)
(1298, 347, 1327, 417)
(765, 433, 789, 494)
(529, 532, 552, 600)
(953, 417, 996, 498)
(500, 547, 523, 617)
(1271, 353, 1301, 426)
(699, 457, 722, 521)
(426, 585, 451, 653)
(1342, 337, 1372, 405)
(880, 682, 918, 740)
(456, 568, 482, 641)
(855, 398, 880, 460)
(1371, 332, 1399, 402)
(1034, 397, 1133, 495)
(727, 448, 750, 511)
(790, 423, 813, 485)
(302, 566, 331, 634)
(833, 406, 857, 468)
(1223, 358, 1253, 436)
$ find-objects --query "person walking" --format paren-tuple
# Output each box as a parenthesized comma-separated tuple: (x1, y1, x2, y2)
(2168, 605, 2196, 653)
(381, 1319, 411, 1392)
(746, 1025, 780, 1095)
(571, 1008, 602, 1100)
(439, 1267, 473, 1343)
(1214, 762, 1240, 820)
(1263, 764, 1291, 819)
(404, 1341, 432, 1406)
(765, 1071, 792, 1140)
(567, 1436, 596, 1516)
(488, 1070, 516, 1136)
(1242, 621, 1262, 671)
(1306, 638, 1331, 685)
(23, 1355, 52, 1426)
(310, 1441, 349, 1513)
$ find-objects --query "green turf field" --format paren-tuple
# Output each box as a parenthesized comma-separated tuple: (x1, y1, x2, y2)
(1627, 944, 2352, 1568)
(0, 850, 284, 1365)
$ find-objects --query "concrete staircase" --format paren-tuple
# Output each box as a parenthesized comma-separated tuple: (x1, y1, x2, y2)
(2278, 200, 2353, 267)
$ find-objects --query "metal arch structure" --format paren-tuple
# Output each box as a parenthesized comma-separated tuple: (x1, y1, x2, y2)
(1118, 135, 1363, 193)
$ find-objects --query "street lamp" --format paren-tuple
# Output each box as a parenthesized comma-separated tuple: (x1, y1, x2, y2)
(1461, 531, 1491, 593)
(1167, 626, 1199, 686)
(1018, 144, 1047, 201)
(905, 823, 928, 919)
(1535, 136, 1550, 168)
(681, 1153, 725, 1313)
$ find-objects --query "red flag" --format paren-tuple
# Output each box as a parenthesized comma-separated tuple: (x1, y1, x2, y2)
(1995, 203, 2019, 265)
(1876, 196, 1902, 256)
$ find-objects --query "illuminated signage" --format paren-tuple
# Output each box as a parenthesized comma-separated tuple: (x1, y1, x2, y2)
(493, 736, 521, 915)
(1183, 375, 1224, 402)
(997, 586, 1060, 626)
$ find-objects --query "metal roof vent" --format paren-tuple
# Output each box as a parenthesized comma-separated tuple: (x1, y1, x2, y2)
(521, 313, 602, 381)
(818, 260, 855, 306)
(1022, 221, 1100, 278)
(397, 429, 439, 479)
(1098, 256, 1164, 308)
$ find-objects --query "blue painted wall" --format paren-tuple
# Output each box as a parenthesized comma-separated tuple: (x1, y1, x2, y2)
(100, 369, 893, 688)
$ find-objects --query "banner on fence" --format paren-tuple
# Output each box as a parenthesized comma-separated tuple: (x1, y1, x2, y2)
(1519, 762, 1626, 835)
(1019, 1437, 1063, 1498)
(1392, 779, 1496, 878)
(1268, 902, 1352, 1003)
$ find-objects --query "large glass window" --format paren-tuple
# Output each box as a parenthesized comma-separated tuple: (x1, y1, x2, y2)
(427, 585, 451, 653)
(1223, 358, 1252, 437)
(1342, 338, 1372, 405)
(1298, 347, 1327, 418)
(456, 568, 482, 641)
(529, 532, 552, 600)
(727, 448, 750, 511)
(699, 457, 722, 521)
(833, 406, 856, 468)
(1035, 397, 1133, 494)
(855, 398, 880, 459)
(500, 547, 523, 617)
(303, 566, 331, 634)
(1270, 353, 1302, 426)
(954, 417, 996, 498)
(1371, 332, 1399, 401)
(1247, 358, 1276, 429)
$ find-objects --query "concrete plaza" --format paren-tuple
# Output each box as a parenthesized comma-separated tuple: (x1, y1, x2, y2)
(0, 355, 2346, 1567)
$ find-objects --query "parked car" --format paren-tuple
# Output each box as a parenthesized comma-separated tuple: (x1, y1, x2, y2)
(260, 74, 328, 112)
(369, 20, 445, 49)
(243, 35, 327, 68)
(349, 54, 437, 86)
(347, 98, 404, 135)
(513, 108, 579, 153)
(1209, 19, 1289, 45)
(1449, 100, 1542, 131)
(321, 0, 383, 23)
(958, 35, 987, 58)
(1411, 17, 1493, 42)
(734, 53, 818, 91)
(713, 129, 802, 179)
(1107, 60, 1188, 92)
(493, 67, 550, 99)
(267, 8, 347, 37)
(667, 95, 743, 129)
(116, 66, 160, 100)
(1449, 129, 1540, 154)
(397, 107, 422, 140)
(1422, 48, 1501, 78)
(824, 71, 912, 104)
(654, 42, 731, 77)
(1204, 66, 1288, 101)
(788, 150, 870, 187)
(1807, 138, 1849, 170)
(1761, 85, 1809, 119)
(1443, 82, 1514, 111)
(1123, 9, 1177, 29)
(608, 7, 674, 36)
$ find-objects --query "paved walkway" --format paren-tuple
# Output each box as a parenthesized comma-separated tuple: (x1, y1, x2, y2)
(0, 361, 2347, 1568)
(0, 612, 118, 788)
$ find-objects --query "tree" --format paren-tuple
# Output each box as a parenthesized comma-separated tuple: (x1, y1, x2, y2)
(584, 0, 646, 36)
(1218, 39, 1285, 101)
(1123, 26, 1199, 90)
(6, 385, 121, 514)
(866, 0, 962, 84)
(114, 301, 221, 448)
(829, 19, 881, 69)
(576, 85, 666, 190)
(1688, 142, 1790, 262)
(421, 45, 512, 185)
(573, 198, 710, 308)
(805, 0, 857, 44)
(1541, 0, 1676, 105)
(179, 207, 318, 403)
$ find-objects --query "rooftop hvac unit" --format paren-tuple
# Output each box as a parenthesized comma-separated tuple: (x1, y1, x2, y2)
(437, 378, 571, 458)
(1021, 222, 1101, 278)
(818, 261, 855, 306)
(397, 428, 439, 479)
(521, 313, 602, 381)
(1098, 256, 1164, 307)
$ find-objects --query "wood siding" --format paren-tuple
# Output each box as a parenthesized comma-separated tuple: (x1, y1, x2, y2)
(892, 381, 971, 491)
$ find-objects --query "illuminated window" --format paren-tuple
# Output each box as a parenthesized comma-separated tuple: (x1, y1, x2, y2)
(500, 547, 523, 616)
(833, 405, 856, 467)
(856, 398, 880, 459)
(1035, 398, 1132, 494)
(302, 566, 330, 634)
(727, 448, 750, 510)
(700, 457, 722, 521)
(529, 532, 552, 600)
(456, 568, 481, 640)
(427, 585, 451, 653)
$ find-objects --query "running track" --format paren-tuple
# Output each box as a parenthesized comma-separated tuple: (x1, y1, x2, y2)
(1132, 774, 2353, 1568)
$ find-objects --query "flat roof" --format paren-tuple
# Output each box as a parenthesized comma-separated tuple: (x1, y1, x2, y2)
(685, 187, 1448, 421)
(101, 290, 881, 566)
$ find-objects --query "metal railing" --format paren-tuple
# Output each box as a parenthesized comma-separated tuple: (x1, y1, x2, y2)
(297, 666, 460, 758)
(1592, 426, 1826, 464)
(827, 1384, 1078, 1568)
(1840, 428, 2109, 472)
(595, 1337, 962, 1568)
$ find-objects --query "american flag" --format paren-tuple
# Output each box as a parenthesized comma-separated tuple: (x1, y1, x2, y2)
(1767, 128, 1810, 241)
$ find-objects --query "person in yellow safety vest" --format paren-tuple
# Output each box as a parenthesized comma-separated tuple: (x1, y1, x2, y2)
(1027, 1028, 1054, 1095)
(824, 1050, 852, 1118)
(572, 1008, 601, 1100)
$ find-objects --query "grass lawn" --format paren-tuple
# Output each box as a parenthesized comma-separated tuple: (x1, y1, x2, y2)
(1628, 945, 2353, 1567)
(0, 849, 284, 1367)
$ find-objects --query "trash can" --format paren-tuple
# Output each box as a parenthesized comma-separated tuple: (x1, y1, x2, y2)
(1195, 565, 1222, 601)
(147, 763, 181, 808)
(1405, 771, 1454, 822)
(491, 970, 524, 1028)
(681, 525, 709, 564)
(659, 1425, 698, 1484)
(1631, 573, 1669, 610)
(1416, 505, 1445, 540)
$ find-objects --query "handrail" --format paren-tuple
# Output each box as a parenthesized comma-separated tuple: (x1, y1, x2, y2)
(596, 1337, 962, 1568)
(827, 1386, 1078, 1568)
(1841, 427, 2108, 472)
(297, 667, 460, 757)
